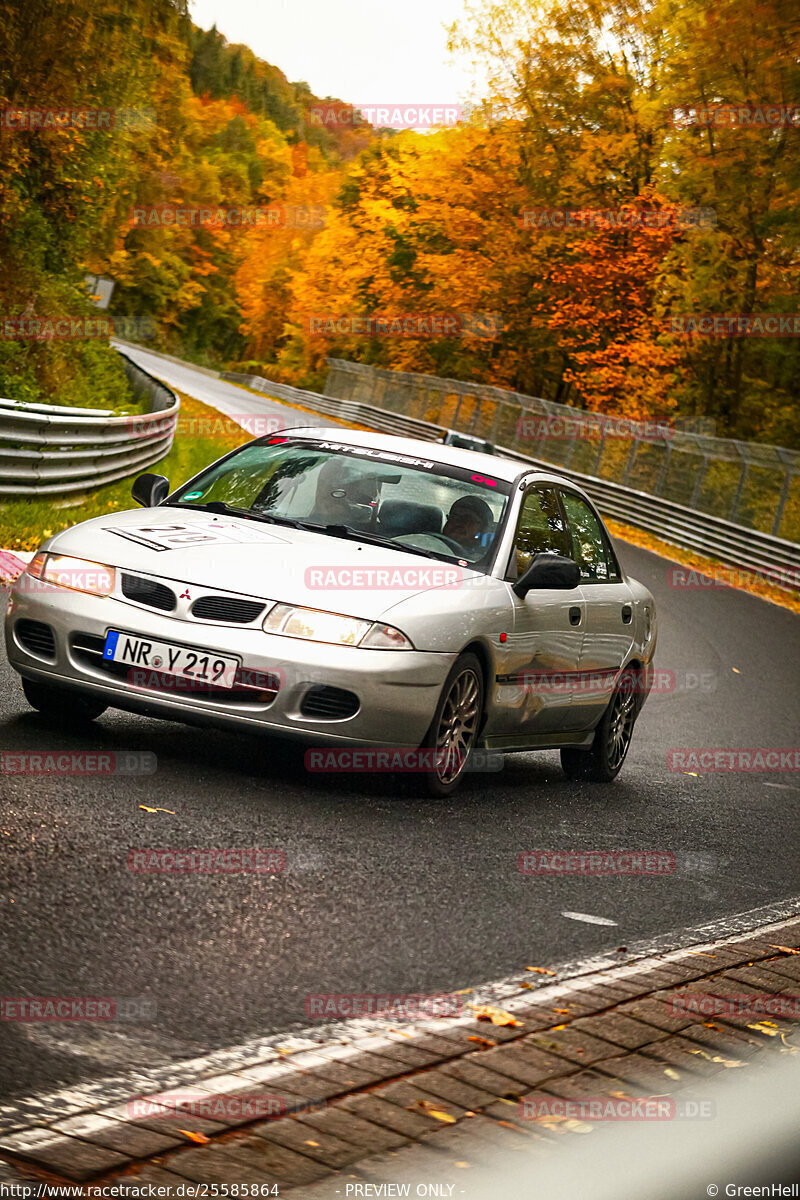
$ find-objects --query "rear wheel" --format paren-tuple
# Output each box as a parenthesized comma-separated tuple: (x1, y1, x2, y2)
(561, 668, 637, 782)
(22, 678, 108, 723)
(421, 653, 484, 797)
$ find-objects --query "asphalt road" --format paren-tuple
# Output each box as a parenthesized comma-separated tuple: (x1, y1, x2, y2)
(1, 349, 798, 1101)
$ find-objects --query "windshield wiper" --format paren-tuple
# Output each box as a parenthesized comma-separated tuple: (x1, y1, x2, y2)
(305, 523, 450, 561)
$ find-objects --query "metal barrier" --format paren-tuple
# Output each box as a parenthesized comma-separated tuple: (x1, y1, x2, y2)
(324, 359, 800, 545)
(221, 368, 799, 586)
(0, 352, 179, 496)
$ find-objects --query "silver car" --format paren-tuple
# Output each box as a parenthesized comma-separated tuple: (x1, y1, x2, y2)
(4, 428, 657, 795)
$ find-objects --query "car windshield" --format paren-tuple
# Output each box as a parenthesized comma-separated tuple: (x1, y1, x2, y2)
(169, 437, 512, 570)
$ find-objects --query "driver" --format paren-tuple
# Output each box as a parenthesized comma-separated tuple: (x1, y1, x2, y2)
(442, 495, 494, 553)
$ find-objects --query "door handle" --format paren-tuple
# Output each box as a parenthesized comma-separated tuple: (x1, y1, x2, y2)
(569, 606, 582, 626)
(621, 605, 632, 624)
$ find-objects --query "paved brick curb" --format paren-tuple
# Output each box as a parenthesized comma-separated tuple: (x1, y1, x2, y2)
(2, 913, 799, 1192)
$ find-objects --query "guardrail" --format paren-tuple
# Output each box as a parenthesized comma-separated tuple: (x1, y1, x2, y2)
(324, 359, 800, 545)
(0, 352, 179, 496)
(221, 369, 799, 587)
(220, 371, 447, 440)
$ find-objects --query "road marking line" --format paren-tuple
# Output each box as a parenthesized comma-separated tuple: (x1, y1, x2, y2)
(561, 911, 618, 925)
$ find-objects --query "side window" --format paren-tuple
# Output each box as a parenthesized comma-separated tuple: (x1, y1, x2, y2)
(507, 486, 570, 580)
(560, 492, 620, 582)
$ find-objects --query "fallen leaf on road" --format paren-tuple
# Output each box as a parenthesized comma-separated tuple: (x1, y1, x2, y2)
(467, 1036, 496, 1049)
(770, 945, 800, 955)
(747, 1021, 780, 1036)
(413, 1100, 456, 1123)
(468, 1004, 523, 1027)
(664, 1068, 681, 1080)
(454, 987, 473, 995)
(304, 1140, 320, 1147)
(177, 1131, 210, 1144)
(553, 1008, 571, 1015)
(732, 667, 741, 673)
(139, 806, 175, 814)
(518, 982, 533, 989)
(455, 1161, 470, 1167)
(525, 967, 556, 975)
(689, 1048, 744, 1067)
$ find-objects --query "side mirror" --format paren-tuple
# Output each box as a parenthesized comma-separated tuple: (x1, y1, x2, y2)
(512, 553, 580, 597)
(131, 473, 170, 507)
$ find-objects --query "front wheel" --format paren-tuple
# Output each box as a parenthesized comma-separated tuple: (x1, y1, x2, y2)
(22, 678, 108, 723)
(561, 668, 637, 782)
(421, 653, 484, 797)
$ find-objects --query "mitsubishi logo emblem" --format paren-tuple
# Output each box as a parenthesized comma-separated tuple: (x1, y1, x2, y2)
(180, 589, 191, 600)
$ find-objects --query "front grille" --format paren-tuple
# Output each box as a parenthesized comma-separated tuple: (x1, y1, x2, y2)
(70, 633, 277, 707)
(16, 619, 56, 659)
(121, 573, 176, 612)
(191, 595, 265, 624)
(300, 685, 360, 720)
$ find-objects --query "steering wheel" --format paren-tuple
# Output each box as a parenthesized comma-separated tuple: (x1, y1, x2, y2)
(395, 532, 465, 555)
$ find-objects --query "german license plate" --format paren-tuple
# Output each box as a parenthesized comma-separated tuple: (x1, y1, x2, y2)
(103, 630, 238, 689)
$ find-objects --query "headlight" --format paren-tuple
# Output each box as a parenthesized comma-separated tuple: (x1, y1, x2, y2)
(26, 553, 116, 597)
(262, 604, 414, 649)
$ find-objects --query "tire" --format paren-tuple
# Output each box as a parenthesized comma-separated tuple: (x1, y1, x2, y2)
(420, 652, 484, 798)
(560, 667, 638, 782)
(22, 678, 108, 723)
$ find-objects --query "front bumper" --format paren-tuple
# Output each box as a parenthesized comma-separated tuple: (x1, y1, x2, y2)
(4, 583, 454, 748)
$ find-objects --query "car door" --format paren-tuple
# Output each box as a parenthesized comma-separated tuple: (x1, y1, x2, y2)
(491, 484, 584, 739)
(558, 488, 635, 731)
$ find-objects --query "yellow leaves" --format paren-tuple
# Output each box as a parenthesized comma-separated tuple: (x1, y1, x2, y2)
(664, 1068, 681, 1080)
(467, 1004, 524, 1027)
(747, 1021, 780, 1037)
(770, 945, 800, 955)
(412, 1099, 457, 1123)
(467, 1035, 497, 1049)
(525, 966, 556, 975)
(178, 1130, 210, 1143)
(139, 806, 175, 814)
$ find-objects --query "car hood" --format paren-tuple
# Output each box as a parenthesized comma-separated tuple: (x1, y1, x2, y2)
(44, 506, 482, 619)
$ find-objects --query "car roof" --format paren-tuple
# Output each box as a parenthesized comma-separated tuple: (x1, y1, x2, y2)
(278, 425, 582, 491)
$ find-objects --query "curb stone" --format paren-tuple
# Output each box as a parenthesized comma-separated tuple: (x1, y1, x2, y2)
(1, 911, 798, 1191)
